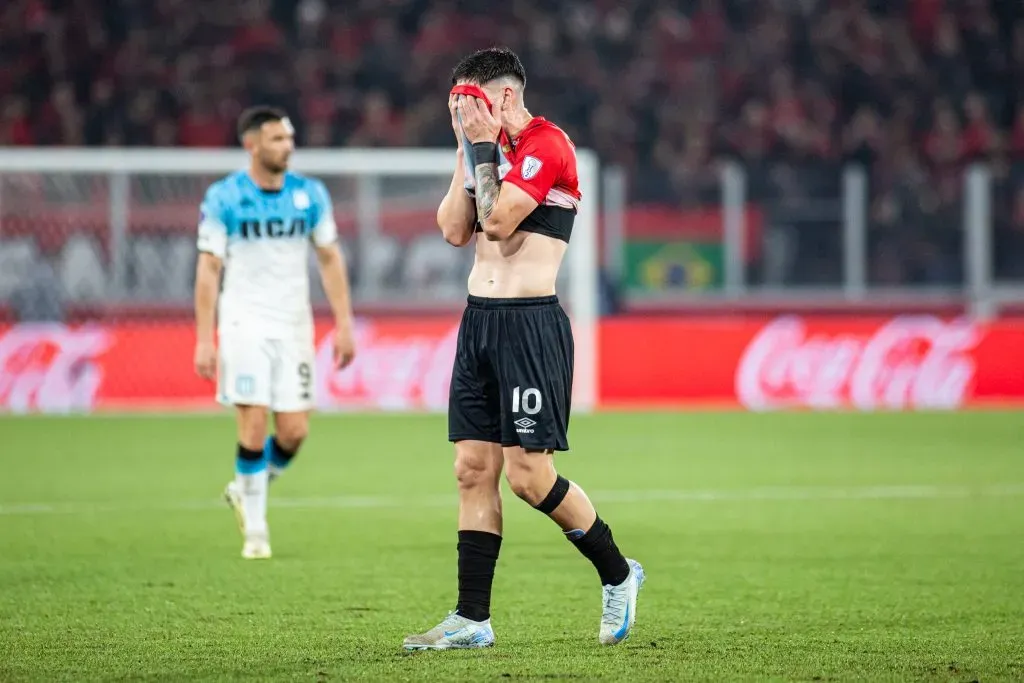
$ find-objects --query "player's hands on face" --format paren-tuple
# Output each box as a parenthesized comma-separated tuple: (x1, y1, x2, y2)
(457, 96, 501, 144)
(333, 326, 356, 370)
(194, 340, 217, 380)
(449, 94, 462, 149)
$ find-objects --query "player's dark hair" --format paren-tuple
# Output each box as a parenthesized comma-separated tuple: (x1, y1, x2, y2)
(236, 105, 288, 140)
(451, 47, 526, 87)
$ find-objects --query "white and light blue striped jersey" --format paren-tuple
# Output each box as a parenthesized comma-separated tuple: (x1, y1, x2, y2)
(197, 170, 338, 337)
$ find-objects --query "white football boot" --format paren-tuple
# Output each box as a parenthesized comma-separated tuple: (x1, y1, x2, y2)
(598, 558, 645, 646)
(223, 480, 272, 560)
(402, 611, 495, 650)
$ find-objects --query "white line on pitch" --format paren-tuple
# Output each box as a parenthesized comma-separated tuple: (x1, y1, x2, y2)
(2, 484, 1023, 517)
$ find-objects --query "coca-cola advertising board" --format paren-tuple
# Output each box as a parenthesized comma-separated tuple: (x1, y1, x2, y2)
(2, 315, 1023, 413)
(600, 315, 1024, 410)
(0, 318, 462, 413)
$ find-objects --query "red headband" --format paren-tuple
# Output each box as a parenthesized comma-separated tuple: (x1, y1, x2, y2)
(450, 84, 492, 108)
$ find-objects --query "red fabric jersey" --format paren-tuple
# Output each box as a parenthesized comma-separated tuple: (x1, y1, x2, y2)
(448, 79, 584, 244)
(499, 116, 581, 213)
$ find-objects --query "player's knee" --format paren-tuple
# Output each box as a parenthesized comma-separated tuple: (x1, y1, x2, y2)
(274, 421, 308, 451)
(504, 450, 554, 506)
(453, 443, 499, 492)
(238, 428, 265, 452)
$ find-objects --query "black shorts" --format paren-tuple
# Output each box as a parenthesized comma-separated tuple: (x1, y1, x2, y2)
(448, 295, 574, 451)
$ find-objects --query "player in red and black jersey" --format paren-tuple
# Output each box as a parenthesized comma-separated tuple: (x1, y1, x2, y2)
(403, 47, 645, 651)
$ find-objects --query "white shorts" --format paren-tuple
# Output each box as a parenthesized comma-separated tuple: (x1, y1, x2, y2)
(217, 328, 316, 413)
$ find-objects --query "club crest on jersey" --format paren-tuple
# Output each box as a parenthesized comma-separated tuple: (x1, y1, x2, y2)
(521, 156, 543, 180)
(293, 190, 310, 210)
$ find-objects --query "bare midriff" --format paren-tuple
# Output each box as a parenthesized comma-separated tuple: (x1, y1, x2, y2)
(466, 231, 567, 298)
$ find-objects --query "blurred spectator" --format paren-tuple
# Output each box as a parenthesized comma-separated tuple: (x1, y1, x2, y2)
(0, 97, 33, 145)
(1, 0, 1024, 285)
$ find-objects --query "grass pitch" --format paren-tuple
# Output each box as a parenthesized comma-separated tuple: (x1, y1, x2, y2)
(0, 411, 1022, 682)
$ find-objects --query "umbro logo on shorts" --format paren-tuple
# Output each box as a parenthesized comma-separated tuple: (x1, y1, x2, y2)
(512, 417, 536, 432)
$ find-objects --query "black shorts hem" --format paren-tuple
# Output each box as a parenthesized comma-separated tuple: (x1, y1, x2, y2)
(502, 440, 570, 452)
(447, 434, 569, 451)
(448, 433, 501, 444)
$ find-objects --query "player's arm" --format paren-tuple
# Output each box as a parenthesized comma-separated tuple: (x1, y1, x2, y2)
(436, 147, 476, 247)
(458, 98, 558, 241)
(472, 161, 539, 242)
(194, 252, 222, 343)
(311, 182, 356, 369)
(193, 187, 228, 380)
(315, 244, 354, 334)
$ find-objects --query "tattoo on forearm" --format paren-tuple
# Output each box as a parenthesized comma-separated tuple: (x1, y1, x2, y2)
(474, 163, 500, 222)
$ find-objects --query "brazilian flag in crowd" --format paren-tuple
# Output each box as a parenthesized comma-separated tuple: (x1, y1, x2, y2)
(620, 206, 760, 293)
(625, 241, 721, 290)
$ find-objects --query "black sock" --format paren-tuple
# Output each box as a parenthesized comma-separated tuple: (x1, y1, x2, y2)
(235, 444, 264, 475)
(567, 517, 630, 586)
(267, 437, 296, 469)
(455, 530, 502, 622)
(266, 437, 296, 482)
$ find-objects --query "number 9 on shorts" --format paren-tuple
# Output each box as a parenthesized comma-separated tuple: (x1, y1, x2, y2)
(217, 332, 316, 412)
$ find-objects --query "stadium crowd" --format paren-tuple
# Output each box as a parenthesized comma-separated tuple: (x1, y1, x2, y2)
(2, 0, 1024, 285)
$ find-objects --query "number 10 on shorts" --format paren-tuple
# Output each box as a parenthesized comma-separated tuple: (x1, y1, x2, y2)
(512, 386, 542, 415)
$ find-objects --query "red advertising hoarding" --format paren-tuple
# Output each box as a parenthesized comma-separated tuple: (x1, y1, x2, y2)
(2, 316, 1023, 413)
(600, 316, 1024, 410)
(0, 319, 461, 413)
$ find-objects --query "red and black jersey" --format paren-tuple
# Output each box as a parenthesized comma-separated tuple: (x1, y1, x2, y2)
(486, 117, 581, 243)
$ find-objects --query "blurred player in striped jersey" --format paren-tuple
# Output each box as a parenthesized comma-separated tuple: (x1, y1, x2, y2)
(193, 106, 356, 559)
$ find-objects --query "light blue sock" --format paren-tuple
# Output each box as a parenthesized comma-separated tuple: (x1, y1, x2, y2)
(234, 443, 268, 536)
(236, 444, 266, 476)
(265, 437, 296, 483)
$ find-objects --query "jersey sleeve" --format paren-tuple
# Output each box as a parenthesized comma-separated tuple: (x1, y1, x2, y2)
(309, 179, 339, 247)
(197, 183, 229, 258)
(501, 130, 567, 205)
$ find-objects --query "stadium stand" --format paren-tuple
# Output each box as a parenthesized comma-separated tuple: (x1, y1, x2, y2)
(1, 0, 1023, 288)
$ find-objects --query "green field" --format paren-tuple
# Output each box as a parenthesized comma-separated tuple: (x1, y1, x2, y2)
(1, 411, 1022, 682)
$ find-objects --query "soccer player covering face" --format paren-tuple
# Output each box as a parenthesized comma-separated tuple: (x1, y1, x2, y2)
(403, 48, 645, 650)
(193, 106, 357, 559)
